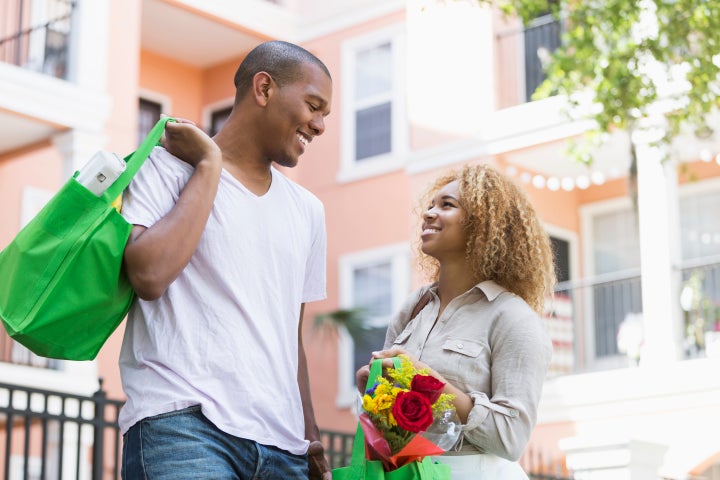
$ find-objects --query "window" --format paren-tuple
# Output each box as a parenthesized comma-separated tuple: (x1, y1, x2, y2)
(592, 209, 640, 275)
(680, 187, 720, 260)
(20, 0, 74, 79)
(354, 43, 393, 161)
(336, 244, 410, 406)
(209, 106, 232, 136)
(523, 1, 561, 101)
(341, 27, 406, 181)
(580, 201, 643, 365)
(590, 207, 642, 360)
(138, 98, 162, 146)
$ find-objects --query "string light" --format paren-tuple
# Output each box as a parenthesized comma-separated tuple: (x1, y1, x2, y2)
(503, 153, 719, 191)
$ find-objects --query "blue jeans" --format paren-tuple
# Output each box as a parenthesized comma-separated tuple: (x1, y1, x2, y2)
(122, 405, 308, 479)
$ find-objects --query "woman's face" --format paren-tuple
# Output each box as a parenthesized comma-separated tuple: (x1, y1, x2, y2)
(420, 180, 468, 262)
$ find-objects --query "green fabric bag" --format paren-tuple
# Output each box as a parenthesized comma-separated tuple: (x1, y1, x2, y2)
(333, 358, 451, 480)
(0, 117, 174, 360)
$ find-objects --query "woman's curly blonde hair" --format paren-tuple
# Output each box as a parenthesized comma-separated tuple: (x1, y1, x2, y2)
(416, 164, 556, 314)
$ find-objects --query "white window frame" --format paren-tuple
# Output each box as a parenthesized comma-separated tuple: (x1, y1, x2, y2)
(339, 25, 407, 183)
(335, 243, 411, 407)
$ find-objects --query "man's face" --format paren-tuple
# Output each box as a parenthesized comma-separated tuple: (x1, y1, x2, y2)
(264, 63, 332, 168)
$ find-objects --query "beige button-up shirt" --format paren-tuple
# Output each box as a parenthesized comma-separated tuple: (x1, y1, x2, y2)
(383, 281, 552, 461)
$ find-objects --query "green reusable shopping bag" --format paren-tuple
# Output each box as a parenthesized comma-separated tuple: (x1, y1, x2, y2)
(332, 359, 451, 480)
(0, 117, 175, 360)
(333, 425, 451, 480)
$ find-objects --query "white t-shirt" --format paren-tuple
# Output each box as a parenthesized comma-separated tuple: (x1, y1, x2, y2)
(119, 147, 327, 455)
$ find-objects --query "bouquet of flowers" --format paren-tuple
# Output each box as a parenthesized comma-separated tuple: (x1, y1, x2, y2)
(359, 355, 461, 471)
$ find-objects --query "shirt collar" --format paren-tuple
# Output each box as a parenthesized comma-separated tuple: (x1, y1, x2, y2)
(475, 280, 506, 301)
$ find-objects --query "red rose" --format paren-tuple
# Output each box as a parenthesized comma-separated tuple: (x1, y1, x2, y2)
(411, 374, 445, 404)
(392, 391, 434, 433)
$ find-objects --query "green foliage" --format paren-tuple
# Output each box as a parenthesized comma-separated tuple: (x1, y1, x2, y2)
(313, 307, 368, 337)
(480, 0, 720, 163)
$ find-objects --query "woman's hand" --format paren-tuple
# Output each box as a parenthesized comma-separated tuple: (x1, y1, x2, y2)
(355, 348, 425, 393)
(370, 347, 474, 423)
(370, 347, 432, 374)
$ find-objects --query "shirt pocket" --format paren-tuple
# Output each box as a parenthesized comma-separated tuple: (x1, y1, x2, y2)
(440, 337, 486, 383)
(391, 322, 418, 346)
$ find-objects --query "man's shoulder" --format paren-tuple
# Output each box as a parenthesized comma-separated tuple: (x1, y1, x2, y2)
(272, 168, 323, 208)
(147, 147, 193, 172)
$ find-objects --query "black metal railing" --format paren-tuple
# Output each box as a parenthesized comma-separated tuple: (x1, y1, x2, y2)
(550, 257, 720, 373)
(0, 0, 75, 80)
(320, 428, 354, 469)
(679, 257, 720, 358)
(496, 16, 562, 108)
(0, 380, 576, 478)
(0, 379, 123, 480)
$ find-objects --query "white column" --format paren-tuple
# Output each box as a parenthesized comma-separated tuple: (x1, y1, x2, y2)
(406, 0, 495, 135)
(67, 0, 110, 91)
(53, 129, 108, 180)
(628, 440, 669, 480)
(633, 124, 683, 365)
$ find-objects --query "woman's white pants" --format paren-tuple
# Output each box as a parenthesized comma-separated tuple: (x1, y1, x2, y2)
(431, 454, 529, 480)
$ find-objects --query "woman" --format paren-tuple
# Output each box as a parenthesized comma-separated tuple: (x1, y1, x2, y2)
(357, 164, 555, 479)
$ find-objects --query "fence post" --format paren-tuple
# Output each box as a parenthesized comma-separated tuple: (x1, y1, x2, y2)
(92, 378, 106, 480)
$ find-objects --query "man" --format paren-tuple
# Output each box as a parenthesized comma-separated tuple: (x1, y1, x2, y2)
(119, 41, 332, 479)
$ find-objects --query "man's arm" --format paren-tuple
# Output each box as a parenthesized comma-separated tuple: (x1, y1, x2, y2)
(123, 120, 222, 300)
(297, 304, 332, 480)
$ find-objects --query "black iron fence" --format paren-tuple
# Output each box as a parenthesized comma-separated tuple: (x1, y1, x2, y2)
(0, 379, 122, 480)
(495, 16, 562, 108)
(550, 257, 720, 373)
(0, 0, 75, 79)
(0, 380, 572, 479)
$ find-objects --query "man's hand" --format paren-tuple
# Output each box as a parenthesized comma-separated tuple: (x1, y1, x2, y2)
(307, 440, 332, 480)
(356, 365, 370, 394)
(162, 117, 221, 168)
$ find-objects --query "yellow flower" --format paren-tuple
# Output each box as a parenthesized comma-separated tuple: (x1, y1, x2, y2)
(362, 394, 377, 413)
(373, 393, 395, 412)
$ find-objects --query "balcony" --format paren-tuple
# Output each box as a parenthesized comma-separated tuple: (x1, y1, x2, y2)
(0, 0, 73, 80)
(495, 16, 562, 110)
(548, 256, 720, 375)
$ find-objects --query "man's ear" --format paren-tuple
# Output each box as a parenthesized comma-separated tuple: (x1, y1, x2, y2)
(252, 72, 273, 107)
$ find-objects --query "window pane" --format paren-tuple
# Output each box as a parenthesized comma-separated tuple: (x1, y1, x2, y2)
(593, 209, 640, 274)
(352, 262, 392, 320)
(355, 103, 391, 160)
(592, 209, 642, 359)
(355, 43, 392, 101)
(210, 106, 232, 136)
(680, 189, 720, 260)
(352, 262, 393, 373)
(138, 99, 162, 146)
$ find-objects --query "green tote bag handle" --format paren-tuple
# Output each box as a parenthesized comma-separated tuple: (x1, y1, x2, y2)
(102, 116, 175, 201)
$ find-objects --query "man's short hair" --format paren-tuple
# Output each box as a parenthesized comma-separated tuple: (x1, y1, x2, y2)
(233, 41, 331, 103)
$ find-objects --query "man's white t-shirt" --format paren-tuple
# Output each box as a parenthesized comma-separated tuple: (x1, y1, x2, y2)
(119, 147, 327, 455)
